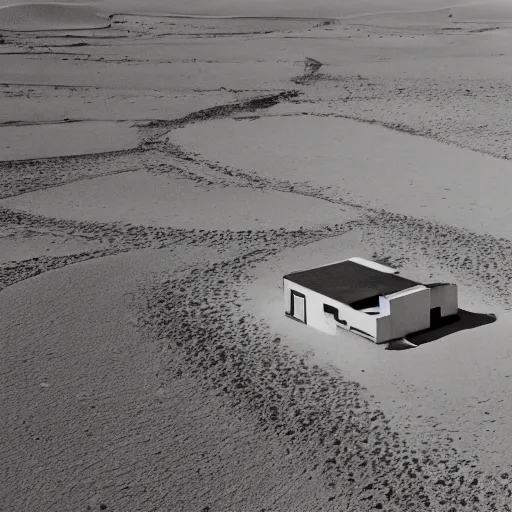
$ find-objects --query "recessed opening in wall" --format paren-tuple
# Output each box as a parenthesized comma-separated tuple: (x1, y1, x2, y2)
(351, 295, 380, 315)
(430, 306, 442, 326)
(287, 290, 306, 324)
(323, 304, 347, 325)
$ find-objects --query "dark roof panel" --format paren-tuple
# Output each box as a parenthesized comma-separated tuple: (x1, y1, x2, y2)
(284, 260, 420, 305)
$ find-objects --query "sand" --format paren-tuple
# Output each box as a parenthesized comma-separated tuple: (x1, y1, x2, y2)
(3, 3, 512, 511)
(3, 0, 512, 31)
(0, 121, 139, 161)
(169, 115, 512, 238)
(244, 229, 512, 469)
(0, 170, 357, 229)
(0, 3, 110, 31)
(52, 0, 512, 20)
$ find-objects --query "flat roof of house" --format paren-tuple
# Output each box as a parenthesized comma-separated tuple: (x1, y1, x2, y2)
(284, 260, 421, 306)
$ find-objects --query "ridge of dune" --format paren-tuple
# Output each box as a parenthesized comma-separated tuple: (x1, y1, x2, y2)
(0, 2, 110, 31)
(1, 0, 511, 22)
(73, 0, 512, 21)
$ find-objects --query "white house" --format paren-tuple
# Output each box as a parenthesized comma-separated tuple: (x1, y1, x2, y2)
(283, 257, 458, 344)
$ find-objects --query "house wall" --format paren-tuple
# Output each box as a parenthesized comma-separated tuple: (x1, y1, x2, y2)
(283, 279, 377, 340)
(284, 279, 459, 345)
(376, 286, 431, 343)
(429, 284, 458, 317)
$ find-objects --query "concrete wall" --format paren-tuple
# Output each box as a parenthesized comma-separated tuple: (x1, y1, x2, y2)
(376, 286, 431, 342)
(283, 279, 377, 340)
(430, 284, 458, 317)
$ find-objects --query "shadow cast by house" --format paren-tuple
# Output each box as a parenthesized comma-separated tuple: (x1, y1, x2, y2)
(387, 308, 497, 350)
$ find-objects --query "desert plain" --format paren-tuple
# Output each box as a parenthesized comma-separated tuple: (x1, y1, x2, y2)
(2, 0, 512, 511)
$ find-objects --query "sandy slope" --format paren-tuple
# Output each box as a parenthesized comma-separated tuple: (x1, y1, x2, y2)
(245, 229, 512, 469)
(3, 246, 327, 511)
(2, 0, 512, 28)
(43, 0, 512, 20)
(2, 240, 385, 511)
(0, 121, 139, 161)
(169, 115, 512, 238)
(0, 228, 106, 262)
(0, 170, 356, 230)
(3, 7, 512, 512)
(0, 3, 110, 31)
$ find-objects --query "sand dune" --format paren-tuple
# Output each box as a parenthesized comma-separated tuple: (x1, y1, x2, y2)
(170, 116, 512, 238)
(0, 170, 357, 230)
(3, 0, 512, 20)
(245, 230, 512, 468)
(0, 3, 110, 31)
(0, 245, 381, 511)
(90, 0, 512, 20)
(450, 0, 512, 21)
(4, 0, 512, 20)
(0, 230, 106, 263)
(57, 0, 512, 20)
(0, 121, 139, 161)
(4, 8, 512, 512)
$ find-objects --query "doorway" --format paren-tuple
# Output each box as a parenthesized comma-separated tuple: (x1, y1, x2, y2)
(430, 306, 442, 326)
(290, 290, 307, 324)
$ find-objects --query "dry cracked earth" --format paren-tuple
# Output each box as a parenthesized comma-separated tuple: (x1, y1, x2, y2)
(3, 12, 512, 512)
